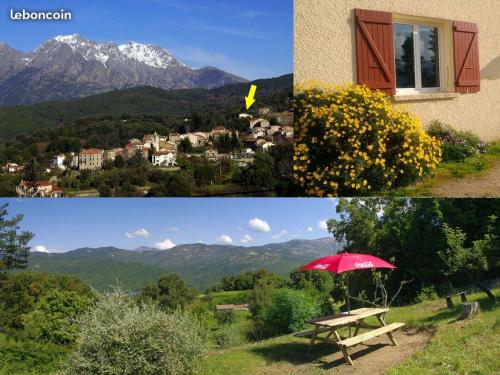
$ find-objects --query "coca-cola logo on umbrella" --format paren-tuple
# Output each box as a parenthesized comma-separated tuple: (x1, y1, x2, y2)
(313, 264, 330, 270)
(354, 261, 374, 268)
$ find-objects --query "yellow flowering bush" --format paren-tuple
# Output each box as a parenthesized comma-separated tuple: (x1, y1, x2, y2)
(293, 83, 442, 196)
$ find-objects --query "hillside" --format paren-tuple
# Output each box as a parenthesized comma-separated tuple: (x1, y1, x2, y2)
(0, 74, 292, 139)
(26, 237, 340, 291)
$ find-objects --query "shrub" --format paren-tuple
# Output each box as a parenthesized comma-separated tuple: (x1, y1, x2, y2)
(293, 83, 442, 196)
(215, 310, 235, 325)
(23, 289, 94, 345)
(427, 121, 486, 162)
(248, 279, 274, 318)
(60, 289, 205, 375)
(260, 289, 321, 336)
(213, 325, 246, 349)
(138, 273, 197, 312)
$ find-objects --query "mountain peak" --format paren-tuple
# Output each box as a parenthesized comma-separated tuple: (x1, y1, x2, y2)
(118, 41, 186, 69)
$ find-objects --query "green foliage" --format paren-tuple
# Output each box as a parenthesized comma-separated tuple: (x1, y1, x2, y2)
(0, 272, 93, 336)
(139, 273, 197, 311)
(215, 310, 236, 325)
(327, 198, 500, 303)
(0, 75, 292, 140)
(213, 324, 246, 350)
(428, 120, 487, 162)
(235, 152, 276, 191)
(0, 334, 69, 375)
(213, 269, 285, 292)
(248, 279, 275, 318)
(0, 203, 34, 273)
(22, 289, 94, 345)
(260, 289, 321, 336)
(60, 289, 206, 375)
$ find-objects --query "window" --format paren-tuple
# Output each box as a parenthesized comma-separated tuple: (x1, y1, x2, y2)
(394, 23, 442, 94)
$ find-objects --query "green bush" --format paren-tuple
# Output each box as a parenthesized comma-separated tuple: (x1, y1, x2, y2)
(215, 310, 235, 325)
(427, 121, 486, 162)
(0, 336, 69, 375)
(260, 289, 321, 336)
(60, 289, 205, 375)
(213, 325, 246, 349)
(22, 289, 94, 345)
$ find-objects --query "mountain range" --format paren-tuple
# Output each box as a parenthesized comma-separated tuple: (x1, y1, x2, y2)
(27, 238, 342, 291)
(0, 34, 247, 106)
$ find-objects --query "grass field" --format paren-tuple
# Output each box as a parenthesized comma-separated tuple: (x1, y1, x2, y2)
(201, 290, 499, 375)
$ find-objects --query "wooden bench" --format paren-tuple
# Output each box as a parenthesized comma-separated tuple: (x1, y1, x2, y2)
(294, 327, 331, 338)
(336, 322, 405, 365)
(445, 291, 467, 308)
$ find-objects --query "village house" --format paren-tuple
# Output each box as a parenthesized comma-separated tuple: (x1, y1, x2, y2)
(260, 141, 276, 152)
(159, 140, 177, 152)
(103, 148, 125, 161)
(211, 126, 230, 137)
(180, 133, 204, 148)
(169, 133, 181, 143)
(79, 148, 104, 171)
(295, 0, 500, 141)
(258, 107, 271, 116)
(250, 118, 271, 130)
(142, 132, 160, 151)
(1, 162, 24, 173)
(205, 149, 219, 161)
(239, 113, 253, 119)
(152, 151, 177, 166)
(16, 180, 63, 197)
(251, 127, 266, 138)
(273, 111, 294, 126)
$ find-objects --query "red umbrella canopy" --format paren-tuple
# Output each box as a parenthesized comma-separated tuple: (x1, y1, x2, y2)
(301, 252, 396, 274)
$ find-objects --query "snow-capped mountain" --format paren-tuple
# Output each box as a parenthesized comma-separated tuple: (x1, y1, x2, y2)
(0, 34, 246, 106)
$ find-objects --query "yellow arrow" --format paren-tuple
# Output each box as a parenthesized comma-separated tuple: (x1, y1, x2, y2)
(245, 84, 257, 110)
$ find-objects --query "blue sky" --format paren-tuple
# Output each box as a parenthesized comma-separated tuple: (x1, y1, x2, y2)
(1, 198, 339, 253)
(1, 0, 292, 79)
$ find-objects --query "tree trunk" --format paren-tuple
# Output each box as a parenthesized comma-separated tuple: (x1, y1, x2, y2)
(466, 274, 496, 302)
(460, 302, 479, 320)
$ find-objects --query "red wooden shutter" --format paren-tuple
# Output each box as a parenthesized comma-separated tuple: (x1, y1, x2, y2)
(355, 9, 396, 95)
(453, 21, 480, 93)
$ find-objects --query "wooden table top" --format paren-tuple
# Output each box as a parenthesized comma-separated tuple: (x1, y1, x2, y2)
(307, 307, 389, 327)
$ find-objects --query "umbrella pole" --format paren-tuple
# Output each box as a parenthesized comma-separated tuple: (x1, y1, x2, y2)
(346, 274, 351, 337)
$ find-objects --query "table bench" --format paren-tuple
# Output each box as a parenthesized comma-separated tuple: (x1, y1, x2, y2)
(445, 291, 467, 308)
(298, 307, 405, 365)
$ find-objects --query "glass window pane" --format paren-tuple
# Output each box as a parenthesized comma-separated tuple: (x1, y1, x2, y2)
(420, 26, 440, 88)
(394, 24, 415, 89)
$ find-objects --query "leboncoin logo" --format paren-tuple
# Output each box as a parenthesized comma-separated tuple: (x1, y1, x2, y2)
(354, 261, 374, 268)
(313, 264, 329, 270)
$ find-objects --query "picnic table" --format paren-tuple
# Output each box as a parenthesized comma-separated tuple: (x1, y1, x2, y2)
(296, 307, 405, 365)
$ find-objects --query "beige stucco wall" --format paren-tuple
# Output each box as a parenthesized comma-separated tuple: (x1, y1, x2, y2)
(295, 0, 500, 141)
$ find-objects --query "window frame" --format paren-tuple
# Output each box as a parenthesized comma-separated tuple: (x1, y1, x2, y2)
(393, 21, 445, 96)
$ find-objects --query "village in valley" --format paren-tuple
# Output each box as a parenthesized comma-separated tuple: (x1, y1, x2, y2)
(6, 107, 293, 197)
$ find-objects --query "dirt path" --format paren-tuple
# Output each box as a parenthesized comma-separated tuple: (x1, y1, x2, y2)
(429, 162, 500, 197)
(264, 330, 433, 375)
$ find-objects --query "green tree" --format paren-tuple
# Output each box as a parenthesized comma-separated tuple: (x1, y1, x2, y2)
(23, 289, 94, 344)
(139, 273, 197, 311)
(114, 154, 125, 168)
(0, 204, 34, 275)
(439, 218, 497, 301)
(179, 138, 193, 153)
(22, 158, 40, 182)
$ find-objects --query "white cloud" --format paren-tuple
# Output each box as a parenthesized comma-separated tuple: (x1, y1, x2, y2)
(33, 245, 49, 253)
(306, 226, 314, 232)
(155, 238, 176, 250)
(167, 226, 179, 232)
(240, 234, 253, 244)
(318, 220, 329, 231)
(271, 230, 288, 240)
(248, 218, 271, 233)
(125, 228, 150, 239)
(217, 234, 233, 244)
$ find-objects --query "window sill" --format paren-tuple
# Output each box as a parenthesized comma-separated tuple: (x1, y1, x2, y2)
(392, 92, 460, 102)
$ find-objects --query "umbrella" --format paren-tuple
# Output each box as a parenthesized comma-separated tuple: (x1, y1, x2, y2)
(300, 252, 396, 335)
